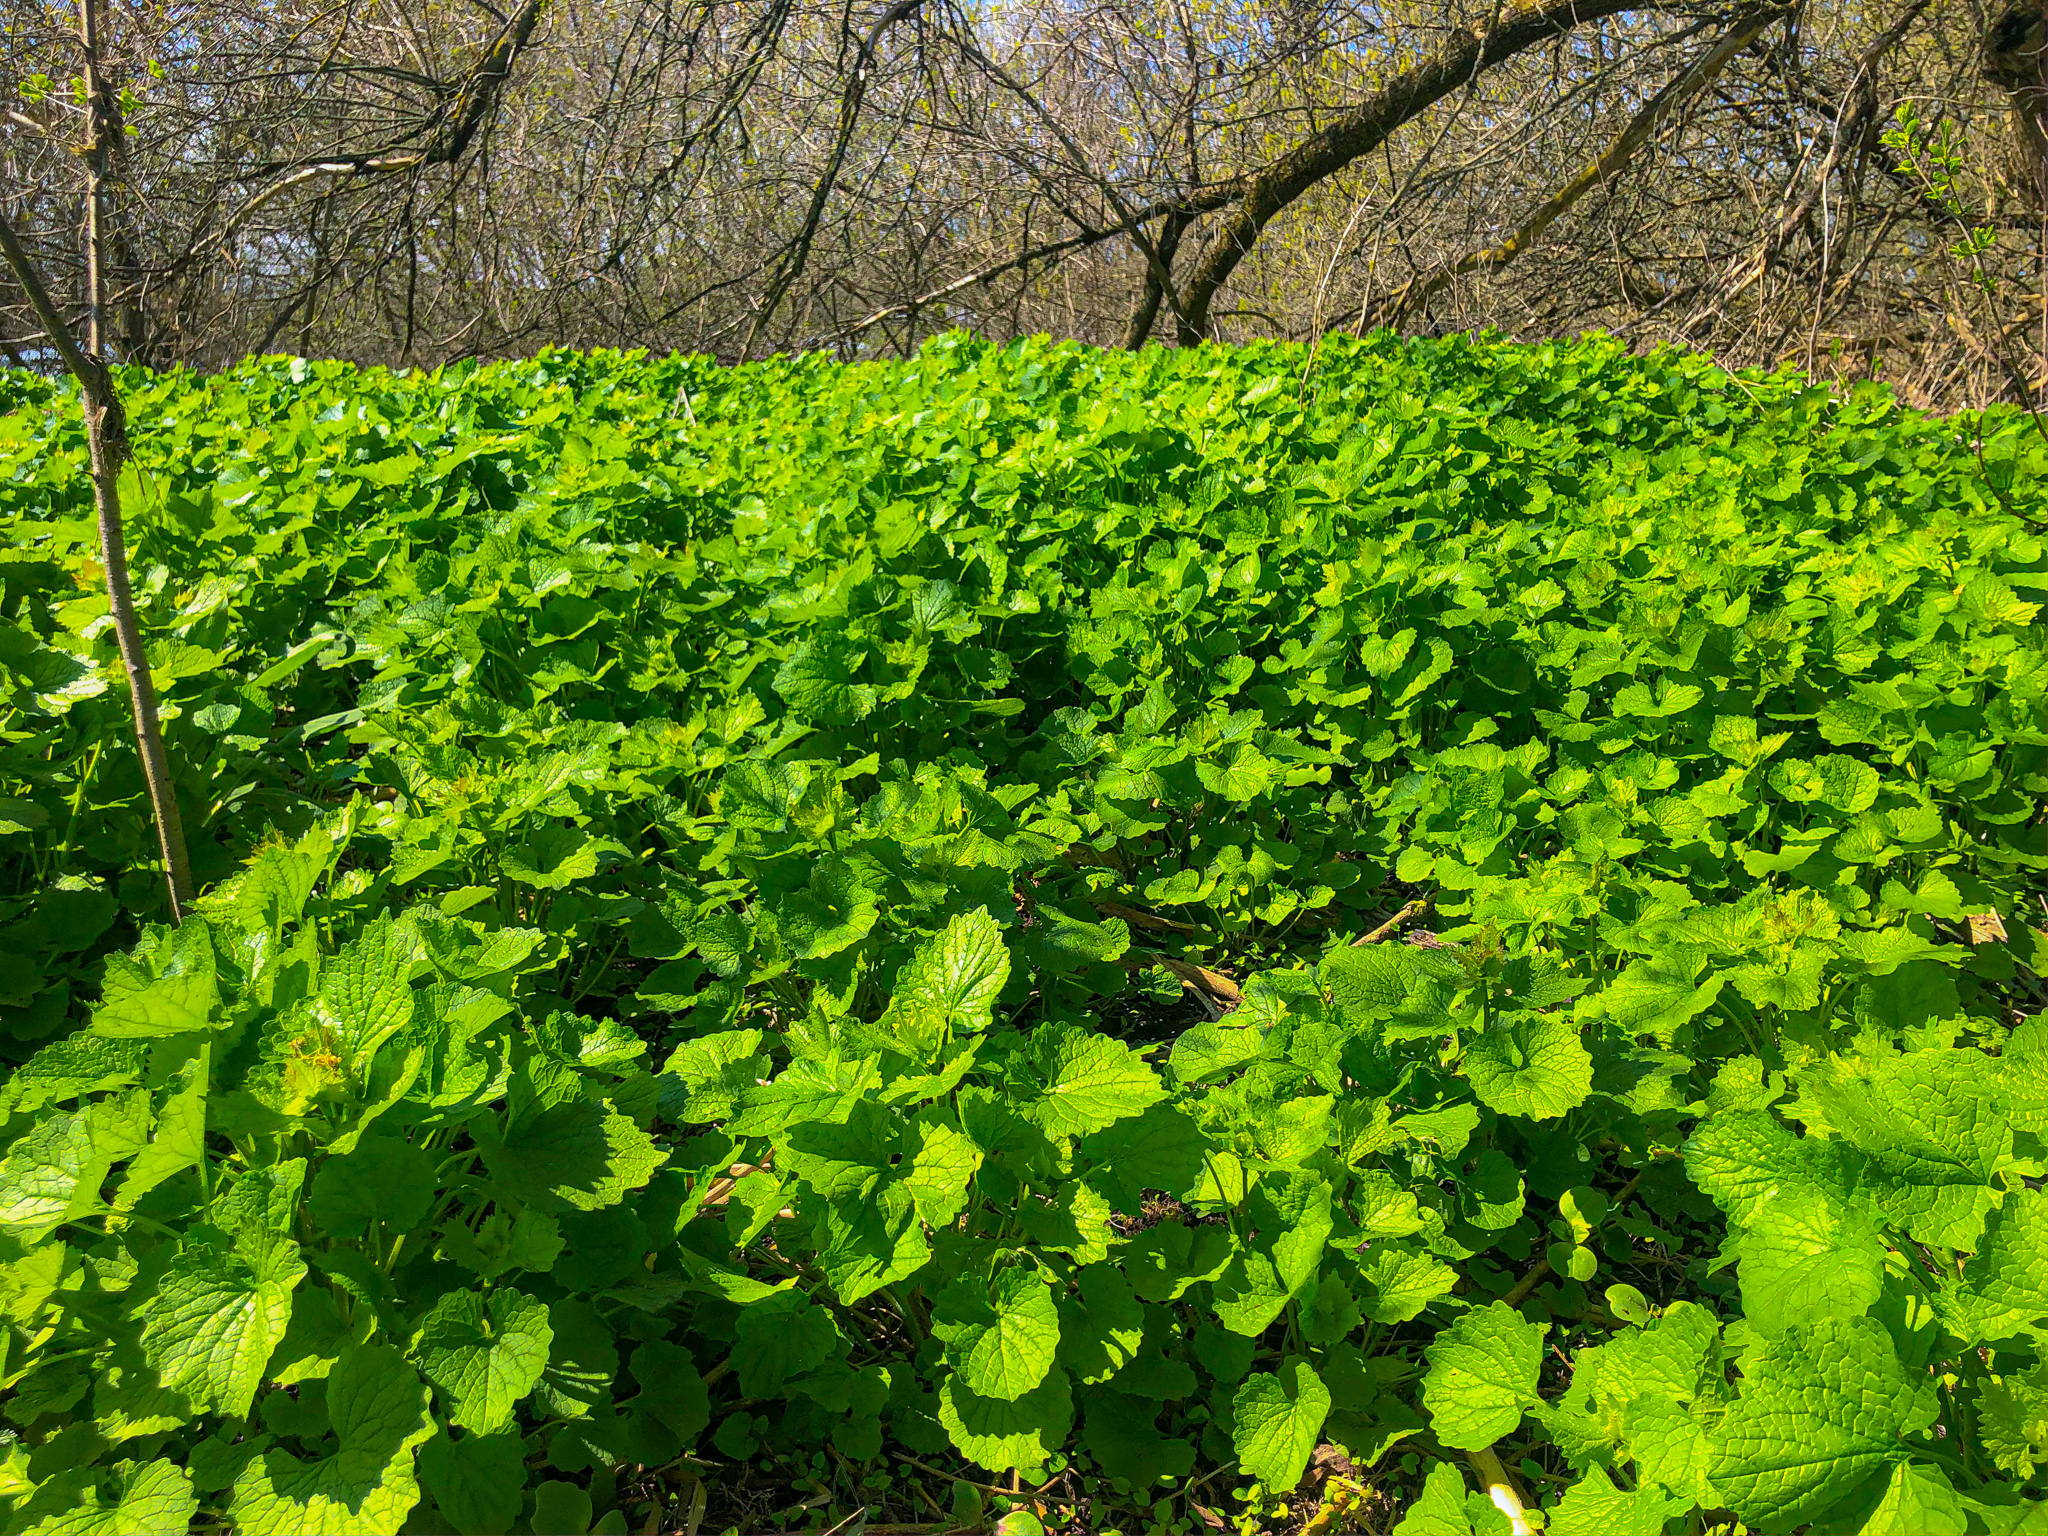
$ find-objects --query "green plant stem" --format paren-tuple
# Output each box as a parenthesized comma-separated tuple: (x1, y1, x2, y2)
(48, 737, 104, 877)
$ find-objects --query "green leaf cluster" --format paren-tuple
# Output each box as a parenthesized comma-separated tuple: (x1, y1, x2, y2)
(1, 331, 2045, 1531)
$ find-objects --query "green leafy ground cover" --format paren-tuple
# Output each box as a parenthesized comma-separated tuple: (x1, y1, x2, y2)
(0, 331, 2046, 1535)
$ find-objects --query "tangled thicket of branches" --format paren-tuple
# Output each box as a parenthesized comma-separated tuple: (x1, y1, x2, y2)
(3, 0, 2045, 409)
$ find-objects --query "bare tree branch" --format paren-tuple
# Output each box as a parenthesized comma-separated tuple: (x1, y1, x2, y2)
(1177, 0, 1680, 342)
(1377, 6, 1787, 327)
(744, 0, 923, 358)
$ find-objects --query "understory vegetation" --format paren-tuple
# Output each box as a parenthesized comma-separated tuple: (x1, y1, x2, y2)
(0, 332, 2046, 1534)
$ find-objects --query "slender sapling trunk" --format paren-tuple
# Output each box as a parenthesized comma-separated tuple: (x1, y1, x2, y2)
(0, 0, 193, 919)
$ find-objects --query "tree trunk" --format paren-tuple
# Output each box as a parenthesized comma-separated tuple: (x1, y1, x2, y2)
(1122, 212, 1190, 349)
